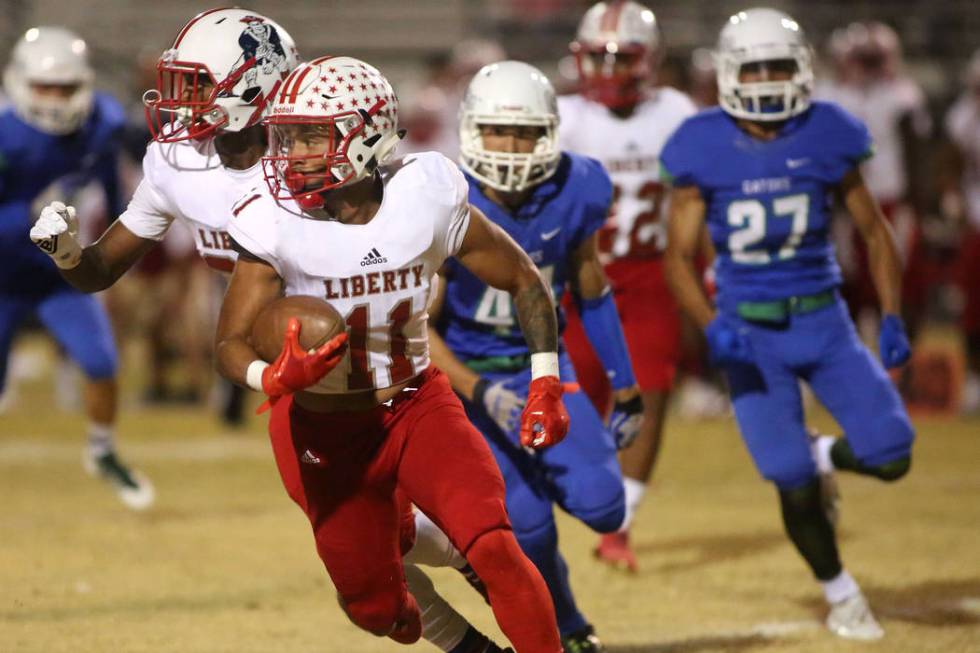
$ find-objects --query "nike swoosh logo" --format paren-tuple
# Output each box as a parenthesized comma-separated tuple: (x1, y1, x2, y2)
(541, 228, 561, 241)
(786, 158, 810, 169)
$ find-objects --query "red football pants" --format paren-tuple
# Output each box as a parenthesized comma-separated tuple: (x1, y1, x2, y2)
(268, 366, 561, 652)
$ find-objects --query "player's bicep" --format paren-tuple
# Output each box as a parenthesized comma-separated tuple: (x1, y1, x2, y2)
(455, 204, 537, 293)
(570, 232, 608, 299)
(666, 184, 707, 259)
(838, 167, 886, 240)
(216, 257, 283, 344)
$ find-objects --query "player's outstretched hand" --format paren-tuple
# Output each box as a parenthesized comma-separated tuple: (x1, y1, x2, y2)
(705, 316, 754, 366)
(30, 201, 82, 269)
(261, 318, 349, 398)
(472, 377, 525, 434)
(608, 393, 644, 450)
(519, 376, 571, 450)
(879, 314, 911, 369)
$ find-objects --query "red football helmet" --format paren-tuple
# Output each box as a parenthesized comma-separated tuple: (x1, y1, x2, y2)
(262, 56, 403, 210)
(569, 1, 661, 109)
(143, 8, 298, 143)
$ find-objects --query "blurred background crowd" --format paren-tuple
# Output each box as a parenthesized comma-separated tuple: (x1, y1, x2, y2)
(1, 0, 978, 423)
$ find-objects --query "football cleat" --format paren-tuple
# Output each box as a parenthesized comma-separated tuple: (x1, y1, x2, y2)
(561, 624, 605, 653)
(808, 432, 840, 527)
(826, 592, 884, 640)
(456, 563, 490, 604)
(83, 450, 155, 511)
(593, 531, 638, 573)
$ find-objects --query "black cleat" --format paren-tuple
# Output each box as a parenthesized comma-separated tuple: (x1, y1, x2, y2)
(83, 450, 155, 510)
(561, 624, 605, 653)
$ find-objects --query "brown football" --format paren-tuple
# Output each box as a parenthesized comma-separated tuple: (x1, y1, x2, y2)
(250, 295, 345, 363)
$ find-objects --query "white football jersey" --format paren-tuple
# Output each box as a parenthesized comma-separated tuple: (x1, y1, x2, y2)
(557, 88, 696, 261)
(946, 95, 980, 229)
(118, 138, 263, 272)
(816, 77, 930, 203)
(228, 151, 470, 394)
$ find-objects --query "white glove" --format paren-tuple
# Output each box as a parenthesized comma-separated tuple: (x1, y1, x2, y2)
(473, 377, 526, 435)
(30, 201, 82, 269)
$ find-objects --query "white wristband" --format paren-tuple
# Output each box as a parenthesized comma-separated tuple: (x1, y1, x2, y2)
(245, 360, 270, 393)
(530, 352, 559, 380)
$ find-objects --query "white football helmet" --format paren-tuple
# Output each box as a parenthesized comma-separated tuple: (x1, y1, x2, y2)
(263, 56, 403, 209)
(2, 26, 94, 135)
(716, 8, 814, 122)
(570, 1, 661, 108)
(459, 61, 560, 193)
(143, 8, 299, 143)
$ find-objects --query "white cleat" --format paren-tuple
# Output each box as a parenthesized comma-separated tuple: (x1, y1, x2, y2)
(826, 593, 884, 641)
(83, 450, 156, 511)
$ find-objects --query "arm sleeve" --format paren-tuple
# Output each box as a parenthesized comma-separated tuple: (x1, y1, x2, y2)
(117, 149, 176, 241)
(578, 291, 637, 390)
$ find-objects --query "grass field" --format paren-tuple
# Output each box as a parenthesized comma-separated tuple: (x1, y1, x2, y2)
(1, 338, 979, 652)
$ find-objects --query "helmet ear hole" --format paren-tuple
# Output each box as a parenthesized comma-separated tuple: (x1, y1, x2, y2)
(241, 87, 261, 104)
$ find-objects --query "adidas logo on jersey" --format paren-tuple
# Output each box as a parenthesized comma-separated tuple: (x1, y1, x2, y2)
(360, 247, 388, 267)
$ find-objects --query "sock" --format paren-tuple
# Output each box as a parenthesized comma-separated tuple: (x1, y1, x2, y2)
(403, 564, 470, 651)
(619, 477, 646, 532)
(821, 569, 860, 604)
(778, 480, 842, 580)
(87, 422, 115, 459)
(449, 627, 496, 653)
(813, 436, 835, 474)
(515, 520, 587, 637)
(466, 529, 562, 653)
(403, 511, 467, 569)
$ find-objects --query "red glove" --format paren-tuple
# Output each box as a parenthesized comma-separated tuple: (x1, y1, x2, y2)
(519, 376, 570, 449)
(261, 318, 349, 398)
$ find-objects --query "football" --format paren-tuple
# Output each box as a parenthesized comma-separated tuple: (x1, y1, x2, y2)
(250, 295, 345, 363)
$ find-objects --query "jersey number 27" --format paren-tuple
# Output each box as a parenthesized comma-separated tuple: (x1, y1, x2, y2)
(727, 193, 809, 264)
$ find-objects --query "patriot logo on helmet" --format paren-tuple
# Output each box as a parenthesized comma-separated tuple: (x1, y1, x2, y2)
(143, 7, 299, 143)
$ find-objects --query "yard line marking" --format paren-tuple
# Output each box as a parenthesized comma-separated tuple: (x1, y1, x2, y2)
(0, 437, 270, 464)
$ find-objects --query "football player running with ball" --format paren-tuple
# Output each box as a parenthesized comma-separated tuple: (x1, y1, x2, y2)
(427, 60, 641, 652)
(557, 0, 697, 572)
(31, 12, 509, 652)
(663, 8, 914, 640)
(216, 56, 568, 653)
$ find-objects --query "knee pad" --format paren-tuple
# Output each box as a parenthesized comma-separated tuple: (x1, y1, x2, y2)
(579, 498, 626, 534)
(868, 456, 911, 482)
(77, 346, 117, 380)
(339, 588, 415, 638)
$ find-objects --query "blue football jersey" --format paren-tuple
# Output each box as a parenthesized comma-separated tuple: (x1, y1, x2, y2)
(438, 152, 612, 360)
(660, 101, 872, 303)
(0, 91, 126, 295)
